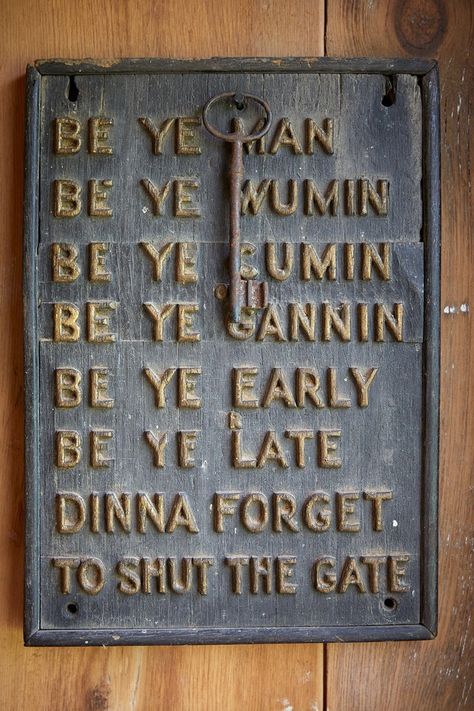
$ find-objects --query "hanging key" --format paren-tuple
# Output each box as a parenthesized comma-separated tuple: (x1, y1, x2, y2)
(202, 92, 272, 323)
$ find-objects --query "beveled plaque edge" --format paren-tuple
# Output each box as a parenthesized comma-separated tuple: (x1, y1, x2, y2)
(23, 58, 440, 646)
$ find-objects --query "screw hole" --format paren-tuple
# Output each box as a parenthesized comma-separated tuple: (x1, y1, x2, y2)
(233, 93, 246, 111)
(66, 602, 79, 615)
(383, 597, 397, 611)
(67, 75, 79, 102)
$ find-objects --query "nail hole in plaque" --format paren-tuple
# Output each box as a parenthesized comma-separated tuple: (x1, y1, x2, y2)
(66, 601, 79, 615)
(67, 75, 79, 102)
(233, 93, 246, 111)
(381, 76, 396, 107)
(383, 596, 397, 612)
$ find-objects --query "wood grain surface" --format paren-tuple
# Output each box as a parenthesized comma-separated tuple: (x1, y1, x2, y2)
(326, 1, 474, 709)
(0, 0, 472, 709)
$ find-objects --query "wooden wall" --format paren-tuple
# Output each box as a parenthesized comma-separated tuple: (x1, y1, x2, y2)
(0, 1, 472, 708)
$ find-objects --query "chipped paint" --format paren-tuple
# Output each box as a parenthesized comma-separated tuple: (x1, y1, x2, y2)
(443, 303, 470, 315)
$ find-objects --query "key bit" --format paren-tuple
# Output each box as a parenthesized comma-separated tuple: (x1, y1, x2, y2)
(202, 91, 272, 323)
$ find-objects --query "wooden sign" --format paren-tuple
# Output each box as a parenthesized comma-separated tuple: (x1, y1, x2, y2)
(24, 58, 440, 646)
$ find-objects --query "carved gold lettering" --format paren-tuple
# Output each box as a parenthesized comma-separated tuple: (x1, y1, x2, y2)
(176, 242, 198, 284)
(301, 243, 337, 280)
(363, 490, 393, 531)
(304, 179, 339, 215)
(289, 303, 316, 341)
(359, 179, 389, 216)
(241, 493, 269, 533)
(88, 179, 113, 217)
(388, 555, 410, 592)
(143, 367, 176, 407)
(250, 556, 272, 593)
(117, 558, 141, 594)
(318, 430, 342, 468)
(327, 368, 351, 408)
(360, 556, 385, 593)
(313, 557, 337, 593)
(140, 242, 173, 280)
(304, 493, 331, 532)
(177, 304, 200, 342)
(241, 179, 271, 215)
(193, 557, 214, 595)
(336, 492, 360, 531)
(52, 557, 80, 593)
(89, 242, 111, 282)
(276, 556, 297, 594)
(269, 119, 303, 154)
(175, 117, 201, 155)
(54, 117, 81, 154)
(140, 178, 172, 215)
(143, 302, 175, 341)
(55, 368, 82, 407)
(138, 117, 174, 154)
(214, 492, 240, 532)
(233, 367, 259, 408)
(77, 558, 105, 595)
(256, 431, 289, 468)
(144, 430, 168, 467)
(261, 368, 296, 408)
(338, 556, 366, 593)
(225, 555, 249, 594)
(88, 117, 113, 155)
(362, 243, 391, 280)
(87, 302, 116, 343)
(296, 368, 325, 408)
(142, 557, 166, 593)
(270, 179, 298, 215)
(56, 431, 81, 468)
(53, 303, 80, 342)
(137, 493, 165, 533)
(90, 367, 114, 408)
(305, 117, 334, 155)
(375, 303, 404, 342)
(178, 367, 201, 408)
(106, 493, 131, 532)
(56, 492, 85, 532)
(53, 180, 81, 217)
(178, 431, 198, 468)
(349, 367, 378, 407)
(256, 304, 286, 342)
(174, 179, 201, 217)
(272, 492, 299, 532)
(166, 493, 199, 533)
(285, 430, 314, 468)
(52, 243, 80, 282)
(322, 302, 351, 341)
(265, 242, 294, 281)
(90, 430, 113, 468)
(231, 430, 257, 468)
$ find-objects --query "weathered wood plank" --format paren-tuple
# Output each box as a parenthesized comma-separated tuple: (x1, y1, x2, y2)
(326, 0, 473, 707)
(1, 1, 325, 709)
(28, 61, 431, 644)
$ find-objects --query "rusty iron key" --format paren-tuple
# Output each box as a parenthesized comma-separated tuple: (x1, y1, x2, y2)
(202, 92, 272, 323)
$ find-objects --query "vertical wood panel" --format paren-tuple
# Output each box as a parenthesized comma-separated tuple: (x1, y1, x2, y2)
(326, 1, 473, 708)
(0, 2, 325, 709)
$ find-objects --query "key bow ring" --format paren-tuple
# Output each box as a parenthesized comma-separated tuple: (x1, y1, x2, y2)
(202, 92, 272, 143)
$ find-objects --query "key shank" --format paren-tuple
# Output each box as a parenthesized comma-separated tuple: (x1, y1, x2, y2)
(202, 91, 272, 323)
(228, 140, 243, 323)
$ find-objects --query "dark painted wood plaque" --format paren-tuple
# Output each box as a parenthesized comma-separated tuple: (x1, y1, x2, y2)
(24, 58, 440, 646)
